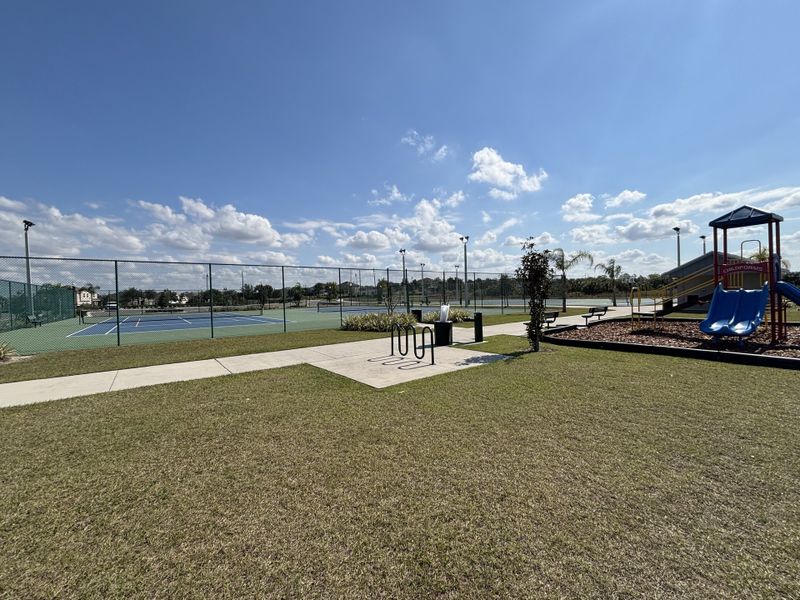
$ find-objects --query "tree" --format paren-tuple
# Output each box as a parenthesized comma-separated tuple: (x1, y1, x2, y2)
(516, 239, 553, 352)
(290, 283, 304, 307)
(550, 248, 593, 312)
(750, 248, 791, 271)
(594, 259, 622, 307)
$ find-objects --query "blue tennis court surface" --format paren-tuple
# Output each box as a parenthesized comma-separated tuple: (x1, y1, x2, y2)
(68, 313, 284, 337)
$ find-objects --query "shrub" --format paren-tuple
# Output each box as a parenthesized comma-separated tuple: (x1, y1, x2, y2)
(341, 312, 417, 332)
(421, 308, 472, 323)
(0, 343, 17, 361)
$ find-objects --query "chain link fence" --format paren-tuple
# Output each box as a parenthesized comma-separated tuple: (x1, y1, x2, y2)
(0, 255, 543, 355)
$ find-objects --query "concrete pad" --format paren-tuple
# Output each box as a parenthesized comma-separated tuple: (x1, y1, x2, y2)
(109, 359, 230, 392)
(306, 338, 391, 360)
(312, 345, 507, 389)
(0, 371, 118, 408)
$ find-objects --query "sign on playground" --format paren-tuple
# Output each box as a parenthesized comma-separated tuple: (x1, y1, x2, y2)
(720, 261, 768, 276)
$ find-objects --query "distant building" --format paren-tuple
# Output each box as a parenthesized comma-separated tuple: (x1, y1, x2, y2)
(75, 289, 99, 306)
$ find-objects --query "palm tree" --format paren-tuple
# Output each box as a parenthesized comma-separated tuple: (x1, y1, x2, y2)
(594, 259, 622, 307)
(550, 249, 593, 312)
(749, 248, 791, 271)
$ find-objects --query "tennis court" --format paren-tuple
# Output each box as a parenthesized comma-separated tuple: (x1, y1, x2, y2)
(69, 310, 284, 337)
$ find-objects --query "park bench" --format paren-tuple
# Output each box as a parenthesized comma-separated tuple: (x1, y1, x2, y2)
(543, 311, 559, 328)
(580, 306, 608, 326)
(26, 314, 43, 328)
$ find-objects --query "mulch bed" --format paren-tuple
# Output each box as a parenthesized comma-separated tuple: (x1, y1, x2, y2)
(550, 320, 800, 359)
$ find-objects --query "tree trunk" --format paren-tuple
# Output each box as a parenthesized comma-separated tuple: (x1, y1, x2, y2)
(561, 272, 567, 312)
(611, 278, 617, 307)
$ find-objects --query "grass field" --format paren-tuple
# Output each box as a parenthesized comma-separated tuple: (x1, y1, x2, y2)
(1, 339, 797, 598)
(0, 329, 386, 384)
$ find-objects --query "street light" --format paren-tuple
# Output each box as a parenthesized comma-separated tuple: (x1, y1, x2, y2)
(700, 234, 707, 255)
(23, 220, 35, 314)
(399, 248, 409, 313)
(672, 226, 681, 267)
(420, 262, 426, 305)
(454, 264, 461, 305)
(460, 235, 469, 307)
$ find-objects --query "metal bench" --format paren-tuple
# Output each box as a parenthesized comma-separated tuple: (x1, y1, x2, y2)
(543, 311, 559, 328)
(26, 314, 43, 328)
(579, 306, 608, 326)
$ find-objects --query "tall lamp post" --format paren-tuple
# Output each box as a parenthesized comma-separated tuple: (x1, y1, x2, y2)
(454, 265, 461, 305)
(700, 234, 707, 255)
(23, 220, 35, 314)
(399, 248, 409, 313)
(672, 226, 681, 267)
(420, 262, 426, 305)
(460, 235, 469, 306)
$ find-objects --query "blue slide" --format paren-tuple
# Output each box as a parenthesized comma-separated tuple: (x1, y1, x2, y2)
(699, 282, 770, 338)
(776, 280, 800, 305)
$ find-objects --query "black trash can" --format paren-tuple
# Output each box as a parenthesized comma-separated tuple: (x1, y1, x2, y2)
(411, 308, 422, 322)
(433, 321, 453, 346)
(474, 312, 483, 343)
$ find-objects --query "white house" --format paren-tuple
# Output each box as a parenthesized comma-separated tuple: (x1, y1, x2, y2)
(75, 289, 99, 306)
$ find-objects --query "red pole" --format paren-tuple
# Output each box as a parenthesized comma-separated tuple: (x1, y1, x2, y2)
(713, 227, 719, 285)
(722, 229, 729, 288)
(768, 221, 776, 343)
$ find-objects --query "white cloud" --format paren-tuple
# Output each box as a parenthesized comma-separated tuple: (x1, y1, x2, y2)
(137, 200, 187, 224)
(368, 184, 413, 207)
(432, 145, 449, 162)
(278, 232, 312, 249)
(570, 224, 616, 244)
(475, 218, 521, 246)
(614, 217, 696, 242)
(401, 129, 435, 155)
(562, 193, 601, 223)
(336, 230, 392, 250)
(317, 255, 337, 266)
(481, 210, 492, 224)
(604, 189, 646, 209)
(0, 196, 26, 211)
(179, 196, 216, 220)
(468, 147, 547, 200)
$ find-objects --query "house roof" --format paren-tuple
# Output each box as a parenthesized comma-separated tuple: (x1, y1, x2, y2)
(708, 205, 783, 229)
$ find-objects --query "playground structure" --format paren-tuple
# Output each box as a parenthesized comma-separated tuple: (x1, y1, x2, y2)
(630, 205, 800, 344)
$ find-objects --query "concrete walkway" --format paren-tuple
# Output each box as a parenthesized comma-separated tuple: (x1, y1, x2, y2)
(0, 307, 626, 409)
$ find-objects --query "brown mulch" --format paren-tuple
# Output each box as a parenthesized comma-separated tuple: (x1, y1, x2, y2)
(550, 320, 800, 359)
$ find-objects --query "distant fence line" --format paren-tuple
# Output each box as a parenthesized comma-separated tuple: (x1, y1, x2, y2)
(0, 255, 534, 355)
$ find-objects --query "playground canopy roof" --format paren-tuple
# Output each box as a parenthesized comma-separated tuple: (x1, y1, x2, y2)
(708, 205, 783, 229)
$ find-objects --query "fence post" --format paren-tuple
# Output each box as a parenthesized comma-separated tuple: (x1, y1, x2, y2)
(114, 261, 121, 346)
(473, 272, 477, 307)
(8, 280, 12, 329)
(500, 276, 505, 315)
(386, 267, 391, 309)
(281, 266, 286, 333)
(208, 263, 214, 339)
(338, 268, 343, 327)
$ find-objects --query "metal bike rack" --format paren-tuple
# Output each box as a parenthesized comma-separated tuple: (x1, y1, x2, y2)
(390, 323, 435, 365)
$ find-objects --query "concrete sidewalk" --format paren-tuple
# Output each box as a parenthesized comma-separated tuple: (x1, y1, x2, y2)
(0, 307, 625, 409)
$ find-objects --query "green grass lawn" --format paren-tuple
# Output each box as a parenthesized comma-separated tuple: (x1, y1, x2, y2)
(0, 329, 385, 384)
(1, 342, 797, 598)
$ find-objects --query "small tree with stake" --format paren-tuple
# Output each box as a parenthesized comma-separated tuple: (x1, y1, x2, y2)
(516, 239, 553, 352)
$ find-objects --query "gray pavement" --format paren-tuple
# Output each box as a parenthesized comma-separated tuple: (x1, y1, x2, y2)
(0, 307, 626, 409)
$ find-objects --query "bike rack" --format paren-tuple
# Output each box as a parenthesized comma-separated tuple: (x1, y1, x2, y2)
(391, 323, 435, 365)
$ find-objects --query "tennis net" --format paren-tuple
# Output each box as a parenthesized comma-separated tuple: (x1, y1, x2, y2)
(316, 301, 392, 313)
(81, 304, 265, 324)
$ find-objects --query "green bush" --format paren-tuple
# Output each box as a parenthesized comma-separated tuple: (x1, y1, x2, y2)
(341, 312, 418, 332)
(422, 308, 472, 323)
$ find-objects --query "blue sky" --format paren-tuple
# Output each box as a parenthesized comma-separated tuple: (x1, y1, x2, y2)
(2, 0, 800, 278)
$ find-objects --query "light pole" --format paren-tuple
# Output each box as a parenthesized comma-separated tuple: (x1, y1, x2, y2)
(399, 249, 409, 313)
(460, 235, 469, 307)
(420, 262, 426, 305)
(23, 220, 35, 314)
(454, 265, 461, 305)
(673, 226, 681, 267)
(700, 234, 707, 255)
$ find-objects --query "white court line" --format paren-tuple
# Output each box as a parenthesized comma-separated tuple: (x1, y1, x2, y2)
(103, 325, 118, 335)
(66, 323, 97, 338)
(181, 317, 192, 324)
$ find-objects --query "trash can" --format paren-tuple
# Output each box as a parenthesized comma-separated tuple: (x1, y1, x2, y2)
(411, 309, 422, 322)
(433, 321, 453, 346)
(474, 312, 483, 343)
